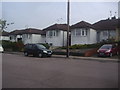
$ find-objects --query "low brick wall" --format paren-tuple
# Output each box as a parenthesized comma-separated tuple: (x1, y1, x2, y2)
(84, 48, 98, 57)
(53, 48, 98, 57)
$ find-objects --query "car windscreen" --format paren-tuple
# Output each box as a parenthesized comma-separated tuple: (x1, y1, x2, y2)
(100, 45, 112, 49)
(36, 44, 46, 49)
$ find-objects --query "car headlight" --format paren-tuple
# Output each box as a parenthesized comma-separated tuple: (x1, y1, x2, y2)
(97, 50, 99, 52)
(43, 50, 47, 53)
(106, 49, 111, 53)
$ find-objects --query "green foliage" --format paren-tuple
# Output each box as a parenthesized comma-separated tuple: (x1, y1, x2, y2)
(58, 46, 67, 49)
(1, 40, 24, 51)
(69, 44, 102, 49)
(0, 19, 14, 31)
(58, 43, 104, 50)
(59, 40, 118, 50)
(0, 19, 7, 30)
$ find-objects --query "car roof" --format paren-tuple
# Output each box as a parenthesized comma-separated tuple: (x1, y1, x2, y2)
(102, 44, 113, 46)
(25, 43, 44, 46)
(25, 43, 36, 45)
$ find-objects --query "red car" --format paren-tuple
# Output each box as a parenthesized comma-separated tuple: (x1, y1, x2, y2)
(97, 44, 118, 57)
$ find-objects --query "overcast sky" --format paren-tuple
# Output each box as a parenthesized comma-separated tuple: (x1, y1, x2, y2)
(1, 1, 119, 32)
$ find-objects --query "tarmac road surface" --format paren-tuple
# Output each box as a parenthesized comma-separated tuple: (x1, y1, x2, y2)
(2, 53, 118, 88)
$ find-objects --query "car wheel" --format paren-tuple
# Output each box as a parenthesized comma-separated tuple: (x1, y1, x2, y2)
(38, 53, 42, 58)
(24, 52, 28, 56)
(109, 53, 113, 57)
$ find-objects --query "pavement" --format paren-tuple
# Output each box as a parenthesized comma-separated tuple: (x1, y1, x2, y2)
(3, 51, 119, 62)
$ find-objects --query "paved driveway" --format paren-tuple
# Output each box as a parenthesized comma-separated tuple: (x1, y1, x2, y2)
(2, 53, 118, 88)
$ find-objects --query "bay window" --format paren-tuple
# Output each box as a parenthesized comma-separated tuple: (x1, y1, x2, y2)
(73, 28, 87, 36)
(47, 30, 59, 37)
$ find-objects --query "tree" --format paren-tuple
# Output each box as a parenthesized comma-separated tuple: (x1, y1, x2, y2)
(0, 19, 7, 31)
(0, 19, 14, 32)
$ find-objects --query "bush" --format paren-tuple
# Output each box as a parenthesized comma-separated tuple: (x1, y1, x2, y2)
(1, 40, 24, 51)
(15, 41, 24, 51)
(69, 43, 103, 49)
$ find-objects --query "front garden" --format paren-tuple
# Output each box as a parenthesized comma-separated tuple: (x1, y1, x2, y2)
(1, 40, 119, 57)
(1, 40, 24, 52)
(53, 40, 119, 57)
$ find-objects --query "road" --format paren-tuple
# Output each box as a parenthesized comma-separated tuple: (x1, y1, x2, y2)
(2, 53, 118, 88)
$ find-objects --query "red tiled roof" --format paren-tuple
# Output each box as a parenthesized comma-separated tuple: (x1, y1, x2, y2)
(2, 31, 9, 36)
(43, 24, 68, 31)
(10, 28, 45, 35)
(71, 21, 94, 29)
(93, 18, 120, 30)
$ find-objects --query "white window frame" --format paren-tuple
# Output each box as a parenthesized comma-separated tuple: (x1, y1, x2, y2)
(74, 28, 87, 37)
(47, 30, 59, 38)
(81, 29, 87, 36)
(103, 31, 108, 36)
(76, 29, 81, 36)
(56, 30, 59, 36)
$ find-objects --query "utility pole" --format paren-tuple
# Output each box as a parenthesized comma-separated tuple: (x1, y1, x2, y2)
(66, 0, 70, 58)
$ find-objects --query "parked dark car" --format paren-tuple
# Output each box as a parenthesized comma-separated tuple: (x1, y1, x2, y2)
(97, 44, 118, 57)
(24, 44, 52, 57)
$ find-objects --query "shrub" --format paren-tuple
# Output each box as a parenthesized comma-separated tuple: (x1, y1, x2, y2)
(2, 40, 24, 51)
(69, 44, 102, 49)
(15, 41, 24, 51)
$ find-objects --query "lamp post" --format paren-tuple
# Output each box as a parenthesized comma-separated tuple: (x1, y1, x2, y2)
(66, 0, 70, 58)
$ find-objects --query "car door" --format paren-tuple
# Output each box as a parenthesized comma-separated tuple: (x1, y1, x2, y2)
(32, 44, 38, 55)
(28, 44, 33, 54)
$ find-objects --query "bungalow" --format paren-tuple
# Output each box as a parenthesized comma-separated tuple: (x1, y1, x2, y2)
(71, 21, 97, 45)
(9, 28, 46, 44)
(93, 17, 120, 42)
(0, 30, 10, 41)
(43, 24, 68, 47)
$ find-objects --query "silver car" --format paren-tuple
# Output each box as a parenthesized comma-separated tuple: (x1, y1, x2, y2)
(0, 44, 4, 53)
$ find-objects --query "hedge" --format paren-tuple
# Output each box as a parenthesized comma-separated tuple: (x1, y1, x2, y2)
(1, 40, 24, 51)
(59, 41, 119, 50)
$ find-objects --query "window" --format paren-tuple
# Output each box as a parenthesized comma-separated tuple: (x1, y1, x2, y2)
(29, 34, 32, 39)
(10, 36, 12, 40)
(81, 30, 84, 36)
(10, 35, 16, 40)
(32, 45, 37, 49)
(85, 29, 87, 36)
(53, 31, 56, 36)
(76, 29, 81, 36)
(26, 34, 31, 39)
(47, 30, 59, 37)
(49, 31, 53, 37)
(26, 34, 29, 38)
(103, 31, 108, 36)
(27, 44, 32, 49)
(81, 29, 87, 36)
(72, 31, 75, 36)
(56, 30, 59, 36)
(74, 29, 87, 36)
